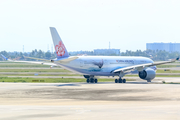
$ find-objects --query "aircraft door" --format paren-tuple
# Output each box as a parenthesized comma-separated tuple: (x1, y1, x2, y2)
(80, 59, 83, 67)
(104, 59, 108, 65)
(104, 59, 109, 71)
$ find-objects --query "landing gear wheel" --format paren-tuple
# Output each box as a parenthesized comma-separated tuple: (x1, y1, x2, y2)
(115, 79, 118, 83)
(90, 78, 94, 83)
(86, 79, 89, 83)
(123, 79, 126, 83)
(119, 79, 122, 83)
(95, 79, 98, 83)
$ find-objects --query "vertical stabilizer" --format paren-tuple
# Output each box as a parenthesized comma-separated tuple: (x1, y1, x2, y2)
(50, 27, 69, 59)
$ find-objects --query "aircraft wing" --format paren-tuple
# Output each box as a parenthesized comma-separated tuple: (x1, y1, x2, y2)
(23, 56, 50, 62)
(1, 54, 57, 66)
(23, 56, 78, 63)
(12, 60, 57, 66)
(112, 57, 179, 73)
(1, 54, 78, 66)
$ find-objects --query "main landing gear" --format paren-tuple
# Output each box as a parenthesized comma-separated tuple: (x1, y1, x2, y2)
(86, 78, 98, 83)
(147, 80, 151, 82)
(115, 78, 126, 83)
(84, 75, 98, 83)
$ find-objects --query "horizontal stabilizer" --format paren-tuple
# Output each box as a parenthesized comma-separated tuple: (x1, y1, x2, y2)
(57, 57, 78, 63)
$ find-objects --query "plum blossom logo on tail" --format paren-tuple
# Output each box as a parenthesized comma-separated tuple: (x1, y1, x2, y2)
(55, 41, 65, 56)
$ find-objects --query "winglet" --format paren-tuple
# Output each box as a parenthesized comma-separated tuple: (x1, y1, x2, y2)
(1, 54, 8, 60)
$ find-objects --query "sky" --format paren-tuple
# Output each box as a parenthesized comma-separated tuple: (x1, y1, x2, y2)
(0, 0, 180, 52)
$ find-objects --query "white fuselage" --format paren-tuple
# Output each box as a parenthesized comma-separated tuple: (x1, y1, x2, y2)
(54, 56, 155, 76)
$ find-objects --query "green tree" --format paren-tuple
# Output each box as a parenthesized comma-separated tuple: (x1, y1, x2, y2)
(45, 52, 51, 59)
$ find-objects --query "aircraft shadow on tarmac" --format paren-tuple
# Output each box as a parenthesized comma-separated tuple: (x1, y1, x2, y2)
(82, 82, 149, 84)
(31, 81, 171, 87)
(55, 84, 81, 87)
(31, 83, 81, 87)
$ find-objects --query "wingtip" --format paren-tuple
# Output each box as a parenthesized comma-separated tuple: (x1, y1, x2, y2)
(1, 54, 8, 60)
(176, 57, 179, 61)
(49, 27, 55, 29)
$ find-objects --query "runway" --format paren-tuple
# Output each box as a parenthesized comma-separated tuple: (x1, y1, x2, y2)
(0, 81, 180, 120)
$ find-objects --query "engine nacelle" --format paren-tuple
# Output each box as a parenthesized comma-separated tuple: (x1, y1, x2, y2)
(138, 68, 156, 81)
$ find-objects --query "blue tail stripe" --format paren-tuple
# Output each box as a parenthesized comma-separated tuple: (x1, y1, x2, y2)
(1, 54, 8, 60)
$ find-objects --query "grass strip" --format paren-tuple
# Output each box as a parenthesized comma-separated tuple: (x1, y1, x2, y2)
(156, 69, 180, 73)
(126, 75, 180, 77)
(0, 77, 134, 83)
(165, 82, 180, 84)
(157, 65, 180, 68)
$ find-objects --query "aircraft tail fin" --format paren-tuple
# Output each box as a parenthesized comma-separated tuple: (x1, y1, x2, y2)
(49, 27, 69, 59)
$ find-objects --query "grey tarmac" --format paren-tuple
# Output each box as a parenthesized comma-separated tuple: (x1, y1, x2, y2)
(0, 79, 180, 120)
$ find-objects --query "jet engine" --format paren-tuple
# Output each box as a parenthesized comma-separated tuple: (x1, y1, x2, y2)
(138, 68, 156, 81)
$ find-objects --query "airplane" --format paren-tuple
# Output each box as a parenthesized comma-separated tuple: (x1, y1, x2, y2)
(1, 27, 179, 83)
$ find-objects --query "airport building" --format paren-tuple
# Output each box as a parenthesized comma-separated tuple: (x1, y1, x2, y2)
(146, 43, 180, 53)
(69, 42, 120, 56)
(94, 49, 120, 55)
(69, 49, 121, 56)
(69, 51, 94, 56)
